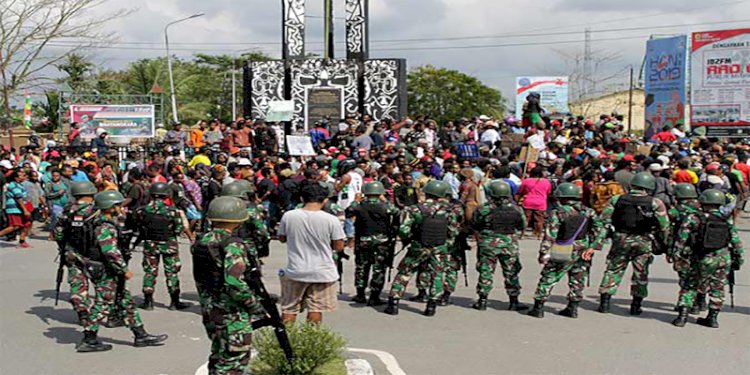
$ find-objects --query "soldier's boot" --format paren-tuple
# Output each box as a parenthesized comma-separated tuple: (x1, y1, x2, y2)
(696, 309, 719, 329)
(76, 331, 113, 353)
(384, 297, 399, 316)
(558, 301, 579, 319)
(409, 289, 428, 302)
(367, 290, 385, 307)
(138, 294, 154, 310)
(472, 296, 488, 311)
(527, 300, 545, 318)
(629, 297, 644, 316)
(597, 294, 611, 314)
(132, 326, 168, 347)
(696, 294, 707, 312)
(437, 292, 451, 306)
(351, 288, 367, 304)
(423, 300, 437, 317)
(168, 291, 191, 311)
(672, 307, 689, 328)
(507, 296, 528, 311)
(103, 313, 125, 328)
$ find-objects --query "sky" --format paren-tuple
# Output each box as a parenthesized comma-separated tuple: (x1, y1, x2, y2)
(58, 0, 750, 101)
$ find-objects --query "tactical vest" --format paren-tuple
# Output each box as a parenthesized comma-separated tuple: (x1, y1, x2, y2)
(66, 208, 101, 261)
(557, 212, 590, 242)
(141, 209, 173, 241)
(192, 236, 242, 299)
(612, 195, 656, 235)
(488, 205, 522, 234)
(416, 204, 449, 247)
(697, 214, 731, 254)
(355, 202, 389, 236)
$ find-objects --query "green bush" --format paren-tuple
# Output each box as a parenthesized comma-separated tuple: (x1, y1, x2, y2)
(251, 322, 347, 375)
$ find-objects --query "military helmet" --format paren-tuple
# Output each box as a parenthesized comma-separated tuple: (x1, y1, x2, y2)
(149, 182, 171, 197)
(70, 181, 97, 197)
(207, 196, 249, 223)
(674, 183, 698, 200)
(699, 189, 725, 205)
(554, 183, 582, 199)
(630, 172, 656, 191)
(423, 180, 450, 199)
(221, 181, 252, 200)
(94, 190, 125, 210)
(234, 179, 256, 195)
(486, 181, 512, 198)
(362, 181, 385, 196)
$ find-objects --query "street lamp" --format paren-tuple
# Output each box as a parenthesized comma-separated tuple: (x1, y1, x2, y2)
(164, 13, 204, 124)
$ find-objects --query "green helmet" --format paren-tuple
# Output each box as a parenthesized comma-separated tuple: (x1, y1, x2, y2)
(221, 181, 252, 200)
(674, 183, 698, 200)
(554, 183, 582, 199)
(699, 189, 725, 205)
(486, 181, 512, 198)
(149, 182, 171, 198)
(362, 182, 385, 196)
(70, 181, 97, 197)
(631, 172, 656, 191)
(94, 190, 125, 210)
(234, 179, 256, 195)
(423, 180, 450, 199)
(207, 196, 249, 223)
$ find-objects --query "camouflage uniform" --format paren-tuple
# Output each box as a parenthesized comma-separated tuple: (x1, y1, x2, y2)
(667, 200, 703, 309)
(238, 203, 270, 260)
(136, 200, 184, 296)
(347, 198, 399, 294)
(192, 228, 265, 375)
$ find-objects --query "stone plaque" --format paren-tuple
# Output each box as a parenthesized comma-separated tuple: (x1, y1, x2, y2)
(306, 87, 342, 129)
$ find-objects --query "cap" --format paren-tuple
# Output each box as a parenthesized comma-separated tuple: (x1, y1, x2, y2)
(649, 163, 666, 172)
(0, 160, 13, 169)
(478, 115, 491, 121)
(622, 155, 636, 162)
(237, 158, 252, 167)
(327, 146, 339, 154)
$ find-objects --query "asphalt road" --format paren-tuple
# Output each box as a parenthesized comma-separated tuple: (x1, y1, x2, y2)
(1, 215, 749, 375)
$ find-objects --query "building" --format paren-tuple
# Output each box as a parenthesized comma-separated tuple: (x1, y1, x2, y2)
(569, 88, 645, 132)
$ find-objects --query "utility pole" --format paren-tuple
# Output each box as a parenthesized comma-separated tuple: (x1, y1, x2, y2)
(628, 66, 634, 135)
(584, 27, 592, 98)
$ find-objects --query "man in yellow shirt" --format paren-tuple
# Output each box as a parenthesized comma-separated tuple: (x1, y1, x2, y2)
(188, 147, 211, 168)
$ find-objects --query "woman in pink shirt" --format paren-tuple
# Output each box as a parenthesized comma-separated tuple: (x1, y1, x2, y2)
(518, 166, 552, 240)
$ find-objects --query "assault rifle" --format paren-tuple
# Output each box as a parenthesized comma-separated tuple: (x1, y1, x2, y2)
(728, 268, 735, 309)
(335, 252, 350, 294)
(246, 257, 295, 367)
(54, 245, 66, 306)
(385, 214, 400, 282)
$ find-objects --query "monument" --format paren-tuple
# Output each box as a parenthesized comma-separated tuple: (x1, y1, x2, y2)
(243, 0, 407, 131)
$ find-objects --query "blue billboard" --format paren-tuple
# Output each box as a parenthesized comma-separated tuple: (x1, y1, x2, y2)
(644, 35, 687, 139)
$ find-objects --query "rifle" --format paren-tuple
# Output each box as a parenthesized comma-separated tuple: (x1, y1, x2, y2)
(246, 258, 295, 367)
(54, 245, 66, 306)
(728, 268, 735, 309)
(335, 252, 350, 294)
(385, 214, 400, 282)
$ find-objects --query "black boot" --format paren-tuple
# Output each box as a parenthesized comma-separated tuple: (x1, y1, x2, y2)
(409, 289, 428, 302)
(132, 326, 168, 347)
(384, 297, 399, 315)
(598, 294, 611, 313)
(138, 294, 153, 310)
(507, 296, 529, 311)
(351, 288, 367, 304)
(168, 291, 191, 311)
(696, 309, 719, 328)
(423, 300, 437, 317)
(527, 300, 545, 318)
(103, 314, 125, 328)
(472, 295, 488, 311)
(696, 293, 707, 311)
(437, 292, 451, 306)
(367, 290, 385, 306)
(558, 301, 579, 319)
(630, 297, 644, 316)
(672, 307, 688, 327)
(76, 331, 113, 353)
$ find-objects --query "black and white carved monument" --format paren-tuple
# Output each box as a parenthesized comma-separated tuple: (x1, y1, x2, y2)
(243, 0, 407, 130)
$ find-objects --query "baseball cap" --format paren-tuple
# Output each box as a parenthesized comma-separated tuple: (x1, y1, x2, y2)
(0, 160, 13, 169)
(478, 115, 491, 121)
(649, 163, 666, 172)
(622, 155, 636, 162)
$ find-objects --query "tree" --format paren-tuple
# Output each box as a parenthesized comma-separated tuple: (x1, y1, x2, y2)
(0, 0, 129, 118)
(56, 53, 94, 91)
(407, 65, 505, 124)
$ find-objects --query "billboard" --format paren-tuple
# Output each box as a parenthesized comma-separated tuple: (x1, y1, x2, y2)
(70, 104, 155, 139)
(515, 77, 569, 120)
(644, 35, 687, 139)
(690, 28, 750, 136)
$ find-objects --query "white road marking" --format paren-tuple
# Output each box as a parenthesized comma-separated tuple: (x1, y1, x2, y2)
(348, 348, 406, 375)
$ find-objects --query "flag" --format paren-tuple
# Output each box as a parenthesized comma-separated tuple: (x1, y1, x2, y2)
(23, 92, 32, 129)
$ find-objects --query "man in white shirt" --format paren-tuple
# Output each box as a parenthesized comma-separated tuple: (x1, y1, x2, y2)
(480, 121, 501, 146)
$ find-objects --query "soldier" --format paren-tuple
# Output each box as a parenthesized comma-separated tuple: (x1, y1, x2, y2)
(79, 190, 167, 352)
(667, 184, 706, 314)
(527, 183, 597, 318)
(671, 189, 744, 328)
(469, 181, 528, 311)
(346, 181, 399, 306)
(192, 196, 265, 373)
(384, 180, 462, 317)
(136, 182, 189, 311)
(593, 172, 670, 315)
(220, 180, 271, 262)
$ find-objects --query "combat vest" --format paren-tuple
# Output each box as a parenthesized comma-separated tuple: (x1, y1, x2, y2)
(612, 195, 657, 235)
(416, 204, 449, 247)
(66, 206, 100, 261)
(556, 212, 590, 242)
(488, 205, 522, 234)
(141, 208, 174, 241)
(192, 236, 243, 299)
(696, 214, 731, 255)
(354, 202, 389, 236)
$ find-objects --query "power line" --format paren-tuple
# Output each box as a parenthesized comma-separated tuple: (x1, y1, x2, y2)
(369, 35, 650, 52)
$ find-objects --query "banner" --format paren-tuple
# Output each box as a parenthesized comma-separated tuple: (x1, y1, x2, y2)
(23, 92, 32, 129)
(70, 104, 155, 139)
(690, 28, 750, 136)
(644, 35, 687, 139)
(515, 77, 569, 120)
(266, 100, 295, 122)
(285, 135, 316, 156)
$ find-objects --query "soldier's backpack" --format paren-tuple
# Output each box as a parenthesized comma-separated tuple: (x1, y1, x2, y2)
(66, 207, 100, 261)
(139, 207, 175, 242)
(416, 204, 449, 247)
(550, 212, 590, 263)
(696, 213, 731, 255)
(192, 236, 243, 298)
(354, 202, 389, 236)
(488, 204, 523, 234)
(612, 195, 657, 235)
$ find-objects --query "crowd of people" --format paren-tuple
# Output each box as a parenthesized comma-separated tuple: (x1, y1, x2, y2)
(2, 109, 747, 373)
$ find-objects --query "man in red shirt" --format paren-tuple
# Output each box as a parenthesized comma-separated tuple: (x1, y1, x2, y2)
(735, 153, 750, 182)
(673, 159, 694, 184)
(651, 125, 677, 143)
